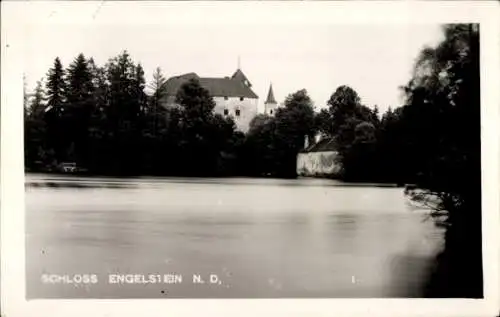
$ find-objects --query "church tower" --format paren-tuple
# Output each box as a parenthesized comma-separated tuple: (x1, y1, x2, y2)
(264, 83, 278, 116)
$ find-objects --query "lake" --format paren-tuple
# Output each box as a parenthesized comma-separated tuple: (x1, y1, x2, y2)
(25, 174, 444, 298)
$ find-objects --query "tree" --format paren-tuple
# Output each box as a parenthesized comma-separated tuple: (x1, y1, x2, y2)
(354, 121, 376, 144)
(146, 67, 168, 138)
(327, 85, 362, 135)
(272, 89, 316, 177)
(106, 51, 142, 125)
(133, 63, 147, 113)
(325, 85, 379, 177)
(148, 67, 168, 111)
(64, 53, 96, 165)
(176, 78, 216, 121)
(66, 54, 94, 107)
(390, 24, 481, 297)
(174, 78, 237, 176)
(277, 89, 316, 149)
(373, 105, 379, 120)
(400, 24, 480, 215)
(45, 57, 66, 116)
(27, 80, 46, 117)
(103, 51, 145, 174)
(176, 78, 215, 170)
(341, 121, 378, 181)
(23, 74, 29, 115)
(88, 57, 108, 112)
(243, 114, 276, 176)
(248, 113, 271, 135)
(314, 108, 332, 136)
(85, 57, 111, 173)
(25, 80, 53, 169)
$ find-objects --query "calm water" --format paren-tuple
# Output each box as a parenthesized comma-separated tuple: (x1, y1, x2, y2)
(25, 174, 444, 298)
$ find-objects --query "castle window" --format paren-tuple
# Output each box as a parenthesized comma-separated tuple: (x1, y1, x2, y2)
(223, 109, 229, 116)
(240, 97, 244, 101)
(270, 110, 273, 115)
(235, 109, 241, 117)
(224, 96, 228, 100)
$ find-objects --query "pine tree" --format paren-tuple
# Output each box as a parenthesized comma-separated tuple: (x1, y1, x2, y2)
(65, 53, 95, 165)
(149, 67, 167, 111)
(45, 57, 66, 116)
(134, 63, 147, 113)
(147, 67, 168, 137)
(25, 79, 50, 168)
(30, 80, 46, 116)
(66, 53, 93, 110)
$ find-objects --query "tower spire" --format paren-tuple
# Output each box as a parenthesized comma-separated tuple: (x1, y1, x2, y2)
(265, 83, 277, 104)
(264, 82, 278, 116)
(237, 55, 241, 70)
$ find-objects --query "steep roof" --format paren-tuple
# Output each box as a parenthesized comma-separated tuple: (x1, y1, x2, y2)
(265, 83, 277, 104)
(163, 73, 200, 96)
(231, 69, 252, 87)
(301, 137, 338, 153)
(198, 77, 258, 98)
(164, 70, 258, 99)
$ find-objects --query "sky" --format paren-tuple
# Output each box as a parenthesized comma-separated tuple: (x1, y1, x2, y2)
(22, 3, 445, 114)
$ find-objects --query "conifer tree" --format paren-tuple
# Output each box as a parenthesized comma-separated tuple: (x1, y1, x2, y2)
(147, 67, 168, 137)
(149, 67, 167, 112)
(45, 57, 66, 116)
(64, 53, 95, 164)
(29, 80, 46, 116)
(134, 63, 148, 117)
(66, 54, 94, 113)
(25, 80, 49, 168)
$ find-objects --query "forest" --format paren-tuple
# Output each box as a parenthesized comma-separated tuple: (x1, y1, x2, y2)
(24, 24, 481, 297)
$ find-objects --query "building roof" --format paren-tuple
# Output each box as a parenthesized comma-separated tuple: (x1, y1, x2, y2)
(300, 137, 338, 153)
(265, 83, 277, 104)
(231, 69, 252, 87)
(164, 69, 258, 100)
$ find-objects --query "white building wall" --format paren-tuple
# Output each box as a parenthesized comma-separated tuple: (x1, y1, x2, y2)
(213, 96, 259, 133)
(264, 102, 278, 116)
(296, 151, 341, 177)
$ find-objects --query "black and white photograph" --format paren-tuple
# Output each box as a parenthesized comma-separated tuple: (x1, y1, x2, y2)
(1, 1, 499, 316)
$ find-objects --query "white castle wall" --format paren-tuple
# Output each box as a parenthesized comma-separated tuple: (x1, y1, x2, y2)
(213, 96, 259, 133)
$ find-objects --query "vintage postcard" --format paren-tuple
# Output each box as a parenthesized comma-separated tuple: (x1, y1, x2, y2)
(1, 1, 499, 316)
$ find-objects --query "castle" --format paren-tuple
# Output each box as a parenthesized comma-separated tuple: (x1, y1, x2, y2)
(163, 68, 278, 133)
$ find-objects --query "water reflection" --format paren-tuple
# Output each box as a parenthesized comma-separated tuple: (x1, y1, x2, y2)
(26, 174, 443, 298)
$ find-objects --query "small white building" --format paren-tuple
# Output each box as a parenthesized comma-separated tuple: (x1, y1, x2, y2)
(163, 69, 259, 133)
(296, 137, 341, 178)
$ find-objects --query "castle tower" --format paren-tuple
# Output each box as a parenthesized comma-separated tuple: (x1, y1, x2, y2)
(264, 83, 278, 116)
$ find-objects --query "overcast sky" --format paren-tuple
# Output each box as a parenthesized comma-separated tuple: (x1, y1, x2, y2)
(21, 3, 445, 114)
